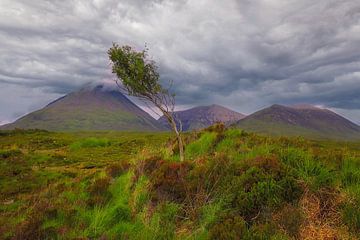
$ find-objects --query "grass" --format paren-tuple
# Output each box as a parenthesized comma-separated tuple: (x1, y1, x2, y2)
(70, 137, 111, 150)
(0, 127, 360, 239)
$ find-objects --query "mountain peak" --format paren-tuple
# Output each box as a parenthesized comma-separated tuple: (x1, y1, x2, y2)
(1, 82, 164, 131)
(79, 80, 120, 93)
(235, 104, 360, 140)
(158, 104, 245, 131)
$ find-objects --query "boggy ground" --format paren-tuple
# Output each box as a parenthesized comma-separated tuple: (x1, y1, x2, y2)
(0, 126, 360, 239)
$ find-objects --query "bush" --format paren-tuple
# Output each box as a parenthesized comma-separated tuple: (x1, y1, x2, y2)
(106, 161, 130, 178)
(149, 160, 193, 203)
(87, 177, 112, 207)
(13, 199, 57, 240)
(222, 156, 302, 221)
(273, 204, 303, 238)
(209, 213, 247, 240)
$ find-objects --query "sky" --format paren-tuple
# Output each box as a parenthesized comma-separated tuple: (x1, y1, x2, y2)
(0, 0, 360, 124)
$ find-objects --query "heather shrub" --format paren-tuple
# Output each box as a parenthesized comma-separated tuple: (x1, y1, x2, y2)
(106, 161, 130, 178)
(149, 160, 193, 203)
(87, 177, 112, 207)
(273, 204, 303, 238)
(221, 156, 302, 221)
(209, 213, 247, 240)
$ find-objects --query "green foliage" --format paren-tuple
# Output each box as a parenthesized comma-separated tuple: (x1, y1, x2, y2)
(108, 44, 163, 98)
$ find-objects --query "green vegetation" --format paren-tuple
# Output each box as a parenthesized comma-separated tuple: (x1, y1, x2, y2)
(1, 126, 360, 239)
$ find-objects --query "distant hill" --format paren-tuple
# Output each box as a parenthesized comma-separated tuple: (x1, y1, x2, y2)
(158, 104, 246, 131)
(0, 84, 164, 131)
(234, 104, 360, 140)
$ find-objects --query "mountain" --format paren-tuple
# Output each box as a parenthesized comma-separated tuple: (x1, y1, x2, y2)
(0, 84, 164, 131)
(158, 104, 246, 131)
(234, 104, 360, 140)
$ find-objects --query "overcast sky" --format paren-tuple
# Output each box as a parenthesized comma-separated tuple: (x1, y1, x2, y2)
(0, 0, 360, 124)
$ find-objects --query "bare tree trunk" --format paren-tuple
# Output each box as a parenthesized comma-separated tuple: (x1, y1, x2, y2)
(174, 126, 184, 162)
(162, 110, 185, 161)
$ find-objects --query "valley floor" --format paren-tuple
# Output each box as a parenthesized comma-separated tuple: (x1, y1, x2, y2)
(0, 127, 360, 239)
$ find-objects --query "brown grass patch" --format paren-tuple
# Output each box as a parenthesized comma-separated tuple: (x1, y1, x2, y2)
(299, 188, 354, 240)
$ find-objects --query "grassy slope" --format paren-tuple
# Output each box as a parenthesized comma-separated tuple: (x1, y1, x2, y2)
(3, 107, 161, 132)
(1, 128, 360, 239)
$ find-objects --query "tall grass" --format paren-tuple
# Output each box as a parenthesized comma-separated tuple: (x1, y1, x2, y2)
(185, 132, 217, 159)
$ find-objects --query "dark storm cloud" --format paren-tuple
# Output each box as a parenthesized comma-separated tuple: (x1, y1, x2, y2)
(0, 0, 360, 123)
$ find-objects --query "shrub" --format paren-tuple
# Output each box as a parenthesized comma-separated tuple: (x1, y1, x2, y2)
(13, 199, 57, 240)
(209, 213, 247, 240)
(87, 177, 112, 207)
(106, 161, 130, 178)
(149, 160, 193, 203)
(273, 204, 303, 238)
(142, 156, 164, 176)
(223, 157, 302, 221)
(231, 171, 283, 220)
(247, 223, 278, 240)
(246, 156, 283, 176)
(204, 122, 226, 133)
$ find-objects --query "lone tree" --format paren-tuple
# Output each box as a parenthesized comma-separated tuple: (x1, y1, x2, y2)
(108, 44, 185, 161)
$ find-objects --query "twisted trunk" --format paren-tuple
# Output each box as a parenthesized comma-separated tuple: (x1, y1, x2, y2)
(162, 110, 184, 161)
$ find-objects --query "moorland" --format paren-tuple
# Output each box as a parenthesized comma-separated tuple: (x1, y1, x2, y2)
(1, 126, 360, 239)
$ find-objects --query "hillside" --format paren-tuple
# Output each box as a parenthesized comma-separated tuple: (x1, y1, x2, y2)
(158, 104, 245, 131)
(0, 84, 164, 131)
(235, 104, 360, 140)
(1, 128, 360, 239)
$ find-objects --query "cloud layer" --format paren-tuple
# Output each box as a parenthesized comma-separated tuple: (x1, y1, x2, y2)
(0, 0, 359, 123)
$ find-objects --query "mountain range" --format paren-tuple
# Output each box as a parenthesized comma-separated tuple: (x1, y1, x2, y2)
(1, 84, 360, 140)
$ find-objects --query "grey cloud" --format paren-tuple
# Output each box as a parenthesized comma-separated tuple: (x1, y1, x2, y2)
(0, 0, 359, 123)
